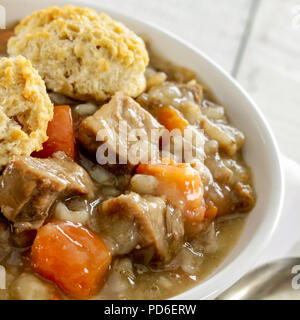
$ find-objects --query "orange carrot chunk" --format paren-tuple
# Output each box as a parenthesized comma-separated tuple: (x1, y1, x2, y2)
(157, 106, 189, 132)
(137, 158, 205, 222)
(205, 200, 218, 220)
(31, 221, 112, 299)
(32, 105, 75, 159)
(0, 31, 14, 52)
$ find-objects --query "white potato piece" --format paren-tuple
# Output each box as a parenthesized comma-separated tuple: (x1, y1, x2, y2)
(204, 140, 219, 155)
(102, 187, 121, 197)
(11, 273, 54, 300)
(89, 165, 117, 186)
(180, 101, 202, 124)
(48, 92, 75, 106)
(74, 103, 98, 116)
(130, 174, 158, 195)
(202, 117, 244, 156)
(202, 100, 225, 120)
(145, 67, 167, 89)
(54, 202, 89, 225)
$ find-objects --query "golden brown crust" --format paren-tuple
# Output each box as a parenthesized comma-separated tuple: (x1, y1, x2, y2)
(8, 5, 149, 101)
(0, 56, 53, 168)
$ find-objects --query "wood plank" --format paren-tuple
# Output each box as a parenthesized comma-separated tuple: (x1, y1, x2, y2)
(99, 0, 252, 72)
(236, 0, 300, 163)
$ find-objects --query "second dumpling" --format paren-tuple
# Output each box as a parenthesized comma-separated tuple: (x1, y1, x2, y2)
(7, 5, 149, 101)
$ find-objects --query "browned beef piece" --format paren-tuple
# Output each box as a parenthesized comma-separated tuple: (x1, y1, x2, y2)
(98, 192, 184, 262)
(78, 92, 163, 173)
(0, 152, 94, 232)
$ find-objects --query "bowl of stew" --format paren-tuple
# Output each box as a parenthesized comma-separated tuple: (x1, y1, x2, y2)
(0, 0, 284, 300)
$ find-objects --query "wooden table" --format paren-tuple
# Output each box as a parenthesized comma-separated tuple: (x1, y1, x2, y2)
(100, 0, 300, 163)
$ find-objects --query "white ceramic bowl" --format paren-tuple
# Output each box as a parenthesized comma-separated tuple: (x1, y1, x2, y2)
(3, 0, 284, 300)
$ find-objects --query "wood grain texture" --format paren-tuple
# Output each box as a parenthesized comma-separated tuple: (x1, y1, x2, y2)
(236, 0, 300, 163)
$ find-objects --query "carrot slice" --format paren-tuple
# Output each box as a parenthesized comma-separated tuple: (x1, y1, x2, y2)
(205, 200, 218, 220)
(157, 106, 189, 132)
(31, 221, 112, 298)
(137, 158, 205, 222)
(0, 31, 14, 53)
(32, 105, 75, 159)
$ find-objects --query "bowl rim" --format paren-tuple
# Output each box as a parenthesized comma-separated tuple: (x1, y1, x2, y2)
(4, 0, 285, 300)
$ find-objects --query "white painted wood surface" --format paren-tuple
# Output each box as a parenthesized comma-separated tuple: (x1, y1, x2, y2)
(237, 0, 300, 163)
(97, 0, 300, 163)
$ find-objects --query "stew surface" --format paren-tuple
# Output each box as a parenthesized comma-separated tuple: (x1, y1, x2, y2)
(0, 5, 255, 300)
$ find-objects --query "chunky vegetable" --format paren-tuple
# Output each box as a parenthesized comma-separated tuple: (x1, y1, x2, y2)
(33, 105, 75, 158)
(0, 31, 14, 53)
(31, 221, 112, 298)
(157, 106, 189, 132)
(137, 158, 205, 222)
(11, 273, 59, 300)
(204, 200, 218, 220)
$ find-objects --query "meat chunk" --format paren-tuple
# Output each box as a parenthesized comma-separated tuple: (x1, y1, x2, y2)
(98, 192, 182, 262)
(0, 152, 94, 232)
(78, 92, 163, 173)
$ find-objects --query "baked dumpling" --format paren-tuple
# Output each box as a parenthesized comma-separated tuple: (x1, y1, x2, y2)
(8, 5, 149, 101)
(0, 55, 53, 168)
